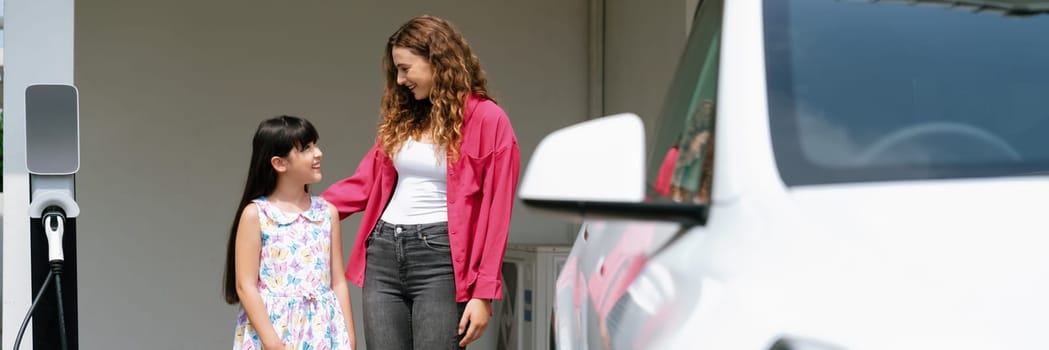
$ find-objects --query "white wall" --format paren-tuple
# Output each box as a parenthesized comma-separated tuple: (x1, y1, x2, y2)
(74, 0, 588, 348)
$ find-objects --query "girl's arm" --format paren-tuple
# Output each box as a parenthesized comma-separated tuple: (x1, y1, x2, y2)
(235, 204, 285, 349)
(329, 203, 358, 349)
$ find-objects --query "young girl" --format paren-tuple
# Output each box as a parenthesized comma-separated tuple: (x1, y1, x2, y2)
(223, 115, 356, 350)
(323, 15, 520, 350)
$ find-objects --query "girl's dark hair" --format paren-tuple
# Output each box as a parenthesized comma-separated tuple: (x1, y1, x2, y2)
(223, 115, 318, 304)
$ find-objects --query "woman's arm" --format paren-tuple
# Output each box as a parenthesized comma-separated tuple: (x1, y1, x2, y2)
(322, 144, 383, 220)
(460, 113, 522, 347)
(328, 203, 358, 349)
(473, 132, 521, 300)
(235, 204, 285, 349)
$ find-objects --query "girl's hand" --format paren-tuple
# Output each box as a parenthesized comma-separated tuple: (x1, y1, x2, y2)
(458, 298, 492, 347)
(262, 338, 286, 350)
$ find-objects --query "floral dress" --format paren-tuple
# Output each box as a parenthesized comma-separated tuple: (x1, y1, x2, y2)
(233, 196, 352, 350)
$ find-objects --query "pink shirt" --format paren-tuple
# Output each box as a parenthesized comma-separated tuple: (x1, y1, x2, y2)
(654, 146, 679, 196)
(322, 94, 520, 302)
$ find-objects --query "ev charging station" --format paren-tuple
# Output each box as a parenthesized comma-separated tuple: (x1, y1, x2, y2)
(3, 1, 79, 349)
(21, 84, 81, 350)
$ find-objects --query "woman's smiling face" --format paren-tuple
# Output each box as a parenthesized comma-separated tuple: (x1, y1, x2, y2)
(392, 46, 434, 100)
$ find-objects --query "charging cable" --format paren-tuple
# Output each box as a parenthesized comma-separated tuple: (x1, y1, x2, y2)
(14, 206, 69, 350)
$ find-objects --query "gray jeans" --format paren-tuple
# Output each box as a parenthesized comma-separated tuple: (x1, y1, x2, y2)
(363, 220, 466, 350)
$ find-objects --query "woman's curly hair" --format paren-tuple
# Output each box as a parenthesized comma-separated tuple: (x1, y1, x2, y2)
(379, 15, 493, 162)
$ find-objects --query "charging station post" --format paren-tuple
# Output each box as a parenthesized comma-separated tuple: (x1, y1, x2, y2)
(2, 1, 78, 349)
(18, 84, 82, 350)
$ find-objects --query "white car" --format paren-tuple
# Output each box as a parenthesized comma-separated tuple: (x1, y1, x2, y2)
(518, 0, 1049, 349)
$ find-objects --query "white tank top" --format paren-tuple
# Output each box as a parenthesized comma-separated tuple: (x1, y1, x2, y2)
(380, 138, 449, 224)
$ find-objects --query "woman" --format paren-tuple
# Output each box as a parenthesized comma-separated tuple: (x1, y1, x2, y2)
(322, 15, 519, 350)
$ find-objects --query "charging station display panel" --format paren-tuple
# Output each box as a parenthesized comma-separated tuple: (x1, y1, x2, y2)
(26, 84, 81, 175)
